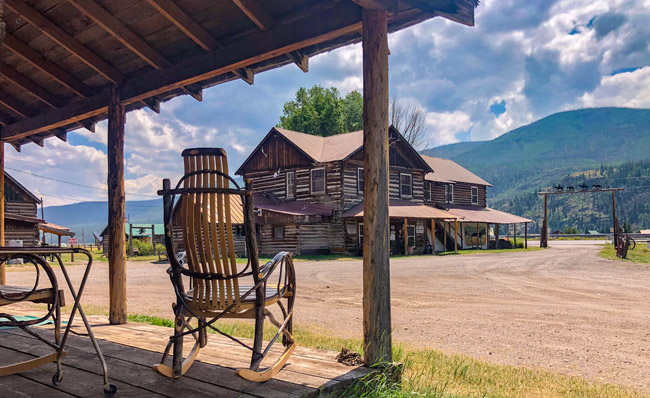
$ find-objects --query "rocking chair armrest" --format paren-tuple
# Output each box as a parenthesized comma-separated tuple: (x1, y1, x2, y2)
(258, 251, 293, 281)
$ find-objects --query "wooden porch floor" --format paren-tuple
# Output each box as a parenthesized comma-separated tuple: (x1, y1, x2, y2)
(0, 314, 371, 397)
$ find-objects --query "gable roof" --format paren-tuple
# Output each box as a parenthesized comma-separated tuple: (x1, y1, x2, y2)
(236, 126, 432, 174)
(5, 172, 42, 204)
(421, 155, 491, 187)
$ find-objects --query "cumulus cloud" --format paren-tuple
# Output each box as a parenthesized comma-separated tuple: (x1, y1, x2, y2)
(580, 66, 650, 107)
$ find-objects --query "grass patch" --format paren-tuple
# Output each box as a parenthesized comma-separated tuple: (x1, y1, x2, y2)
(599, 243, 650, 264)
(128, 314, 647, 398)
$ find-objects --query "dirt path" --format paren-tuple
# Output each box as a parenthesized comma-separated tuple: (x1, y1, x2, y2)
(7, 243, 650, 391)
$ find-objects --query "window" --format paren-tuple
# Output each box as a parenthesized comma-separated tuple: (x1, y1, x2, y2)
(272, 226, 285, 239)
(286, 171, 295, 199)
(358, 223, 364, 246)
(445, 184, 454, 203)
(424, 182, 431, 202)
(407, 225, 416, 247)
(400, 173, 412, 198)
(357, 167, 364, 194)
(311, 168, 325, 194)
(471, 186, 479, 205)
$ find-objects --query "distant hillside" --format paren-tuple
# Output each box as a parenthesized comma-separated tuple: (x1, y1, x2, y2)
(421, 107, 650, 232)
(43, 199, 162, 243)
(421, 141, 485, 158)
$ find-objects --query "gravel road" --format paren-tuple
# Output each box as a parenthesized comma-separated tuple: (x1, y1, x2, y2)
(7, 242, 650, 391)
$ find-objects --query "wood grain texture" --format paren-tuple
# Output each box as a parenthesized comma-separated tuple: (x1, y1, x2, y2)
(0, 143, 4, 284)
(361, 8, 392, 367)
(107, 85, 127, 324)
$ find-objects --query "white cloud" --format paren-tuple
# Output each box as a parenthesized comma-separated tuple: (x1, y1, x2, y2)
(425, 111, 473, 146)
(580, 66, 650, 107)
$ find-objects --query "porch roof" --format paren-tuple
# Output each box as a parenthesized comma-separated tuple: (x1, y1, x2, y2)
(445, 205, 532, 224)
(342, 200, 458, 220)
(0, 0, 477, 149)
(38, 221, 74, 236)
(254, 193, 332, 216)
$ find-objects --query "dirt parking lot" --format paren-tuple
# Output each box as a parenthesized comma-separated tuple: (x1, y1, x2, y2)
(7, 242, 650, 391)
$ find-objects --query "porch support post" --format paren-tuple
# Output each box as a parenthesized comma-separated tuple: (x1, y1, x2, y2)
(431, 219, 435, 253)
(107, 85, 127, 325)
(514, 223, 517, 248)
(443, 221, 447, 251)
(495, 223, 500, 249)
(0, 142, 4, 285)
(541, 194, 548, 248)
(454, 219, 458, 253)
(525, 223, 528, 249)
(362, 8, 392, 367)
(403, 218, 408, 255)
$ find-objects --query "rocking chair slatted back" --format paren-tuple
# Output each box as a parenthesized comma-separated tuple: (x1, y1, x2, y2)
(181, 149, 240, 311)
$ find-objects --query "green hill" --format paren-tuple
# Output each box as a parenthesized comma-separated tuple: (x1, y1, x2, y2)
(422, 107, 650, 232)
(421, 140, 485, 158)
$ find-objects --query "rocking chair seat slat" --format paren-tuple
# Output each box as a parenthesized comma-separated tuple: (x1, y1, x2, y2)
(184, 284, 288, 311)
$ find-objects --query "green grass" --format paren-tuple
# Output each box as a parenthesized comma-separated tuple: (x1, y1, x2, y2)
(127, 314, 647, 398)
(599, 243, 650, 264)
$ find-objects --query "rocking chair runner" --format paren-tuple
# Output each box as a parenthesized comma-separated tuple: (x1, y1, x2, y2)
(153, 148, 296, 382)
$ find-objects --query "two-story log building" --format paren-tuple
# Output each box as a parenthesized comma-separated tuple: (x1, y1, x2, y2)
(236, 126, 531, 256)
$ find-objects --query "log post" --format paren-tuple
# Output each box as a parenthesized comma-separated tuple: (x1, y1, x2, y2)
(454, 219, 458, 253)
(362, 8, 392, 367)
(525, 223, 528, 249)
(151, 224, 156, 255)
(541, 194, 548, 248)
(107, 85, 127, 325)
(495, 223, 500, 249)
(443, 221, 447, 251)
(514, 223, 517, 248)
(0, 142, 4, 285)
(612, 190, 617, 245)
(431, 218, 435, 253)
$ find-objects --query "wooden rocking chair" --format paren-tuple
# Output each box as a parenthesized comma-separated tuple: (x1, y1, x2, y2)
(153, 148, 296, 382)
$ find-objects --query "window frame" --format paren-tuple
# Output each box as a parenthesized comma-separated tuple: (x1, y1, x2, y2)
(471, 186, 479, 205)
(272, 225, 285, 239)
(357, 167, 364, 195)
(310, 167, 326, 194)
(445, 183, 454, 203)
(286, 171, 295, 199)
(424, 181, 431, 202)
(400, 173, 413, 199)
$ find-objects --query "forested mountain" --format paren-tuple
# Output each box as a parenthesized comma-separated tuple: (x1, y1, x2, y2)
(422, 107, 650, 233)
(493, 161, 650, 233)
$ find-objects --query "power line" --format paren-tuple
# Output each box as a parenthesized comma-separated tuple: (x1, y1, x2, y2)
(6, 157, 106, 176)
(6, 167, 158, 198)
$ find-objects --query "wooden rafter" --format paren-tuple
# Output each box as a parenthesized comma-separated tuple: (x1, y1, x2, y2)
(232, 0, 309, 72)
(146, 0, 255, 85)
(0, 64, 64, 108)
(0, 1, 364, 141)
(350, 0, 393, 11)
(2, 34, 94, 97)
(68, 0, 172, 69)
(6, 0, 124, 85)
(0, 91, 34, 117)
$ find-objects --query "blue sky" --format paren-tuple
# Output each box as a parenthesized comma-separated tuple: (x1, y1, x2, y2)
(9, 0, 650, 206)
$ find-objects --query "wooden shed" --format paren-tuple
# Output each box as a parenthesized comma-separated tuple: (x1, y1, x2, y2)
(4, 171, 42, 245)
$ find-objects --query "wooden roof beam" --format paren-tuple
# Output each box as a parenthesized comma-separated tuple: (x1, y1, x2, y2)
(10, 142, 21, 152)
(6, 0, 124, 85)
(1, 63, 64, 108)
(68, 0, 172, 69)
(0, 90, 35, 117)
(232, 0, 309, 72)
(147, 0, 255, 84)
(3, 34, 94, 97)
(30, 135, 45, 147)
(350, 0, 394, 11)
(0, 1, 364, 141)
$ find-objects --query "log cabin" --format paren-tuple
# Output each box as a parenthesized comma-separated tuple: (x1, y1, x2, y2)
(3, 171, 43, 245)
(237, 126, 532, 256)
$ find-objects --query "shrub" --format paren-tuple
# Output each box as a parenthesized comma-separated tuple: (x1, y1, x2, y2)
(516, 241, 524, 249)
(132, 238, 154, 256)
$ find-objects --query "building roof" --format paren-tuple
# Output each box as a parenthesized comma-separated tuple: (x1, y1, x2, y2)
(342, 200, 458, 220)
(39, 222, 75, 237)
(254, 193, 332, 216)
(640, 229, 650, 234)
(5, 213, 44, 224)
(444, 205, 532, 224)
(237, 126, 432, 174)
(0, 0, 477, 149)
(421, 155, 492, 186)
(4, 172, 42, 204)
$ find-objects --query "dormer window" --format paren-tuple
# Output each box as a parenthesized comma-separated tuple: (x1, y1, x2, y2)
(400, 173, 412, 198)
(311, 168, 325, 194)
(286, 171, 295, 199)
(357, 167, 364, 195)
(445, 184, 454, 203)
(471, 186, 479, 205)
